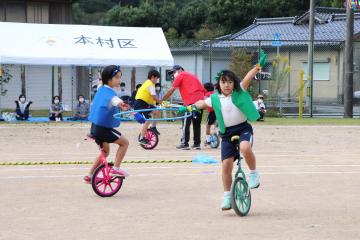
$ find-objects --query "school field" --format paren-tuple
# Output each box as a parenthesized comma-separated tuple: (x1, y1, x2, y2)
(0, 121, 360, 240)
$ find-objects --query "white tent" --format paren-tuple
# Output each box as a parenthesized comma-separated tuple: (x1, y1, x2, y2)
(0, 22, 174, 66)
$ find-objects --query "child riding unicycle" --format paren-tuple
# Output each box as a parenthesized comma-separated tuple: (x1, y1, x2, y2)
(84, 65, 130, 185)
(180, 50, 267, 212)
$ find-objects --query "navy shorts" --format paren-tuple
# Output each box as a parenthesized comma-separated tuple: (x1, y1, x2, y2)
(134, 99, 156, 119)
(90, 123, 121, 146)
(207, 111, 216, 125)
(220, 122, 253, 161)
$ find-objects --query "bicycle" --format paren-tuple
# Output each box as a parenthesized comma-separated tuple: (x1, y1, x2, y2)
(86, 135, 125, 197)
(230, 135, 251, 216)
(204, 123, 220, 149)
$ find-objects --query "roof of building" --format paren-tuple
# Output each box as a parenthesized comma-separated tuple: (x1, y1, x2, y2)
(212, 7, 360, 48)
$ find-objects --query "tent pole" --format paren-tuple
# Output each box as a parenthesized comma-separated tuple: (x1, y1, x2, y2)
(51, 66, 54, 98)
(89, 66, 92, 102)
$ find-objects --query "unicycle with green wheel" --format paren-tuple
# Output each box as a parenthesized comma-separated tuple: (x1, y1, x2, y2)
(230, 135, 251, 216)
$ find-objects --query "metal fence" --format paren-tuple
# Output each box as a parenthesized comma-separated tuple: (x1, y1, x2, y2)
(167, 39, 360, 117)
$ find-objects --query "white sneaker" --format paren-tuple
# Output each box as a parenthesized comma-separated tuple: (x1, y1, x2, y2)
(249, 171, 260, 189)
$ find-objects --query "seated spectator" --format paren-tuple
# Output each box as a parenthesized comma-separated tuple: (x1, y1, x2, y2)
(68, 95, 90, 121)
(15, 94, 32, 120)
(155, 83, 164, 100)
(253, 94, 266, 121)
(130, 83, 142, 107)
(49, 95, 64, 121)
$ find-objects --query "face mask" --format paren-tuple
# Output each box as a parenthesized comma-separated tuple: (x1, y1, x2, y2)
(54, 100, 60, 104)
(120, 87, 125, 91)
(258, 99, 263, 104)
(155, 87, 160, 91)
(20, 98, 26, 103)
(79, 98, 85, 103)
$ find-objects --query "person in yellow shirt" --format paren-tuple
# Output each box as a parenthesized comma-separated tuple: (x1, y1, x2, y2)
(134, 70, 161, 145)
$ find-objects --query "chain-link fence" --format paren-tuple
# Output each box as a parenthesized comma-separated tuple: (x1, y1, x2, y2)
(168, 39, 360, 117)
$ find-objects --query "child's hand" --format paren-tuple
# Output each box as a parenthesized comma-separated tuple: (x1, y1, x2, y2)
(120, 103, 130, 111)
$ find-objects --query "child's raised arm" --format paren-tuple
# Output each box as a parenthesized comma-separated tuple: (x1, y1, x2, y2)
(242, 50, 267, 91)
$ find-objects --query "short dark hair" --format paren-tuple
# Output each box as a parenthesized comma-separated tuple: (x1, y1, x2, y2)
(78, 94, 84, 99)
(215, 70, 241, 94)
(155, 83, 161, 87)
(148, 69, 160, 79)
(136, 84, 142, 89)
(18, 94, 26, 100)
(120, 82, 126, 87)
(101, 65, 121, 85)
(52, 95, 61, 104)
(203, 82, 214, 92)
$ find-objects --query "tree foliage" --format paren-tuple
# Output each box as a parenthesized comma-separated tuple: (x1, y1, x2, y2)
(73, 0, 347, 39)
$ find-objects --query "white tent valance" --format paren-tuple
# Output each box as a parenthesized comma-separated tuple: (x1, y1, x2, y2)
(0, 22, 174, 67)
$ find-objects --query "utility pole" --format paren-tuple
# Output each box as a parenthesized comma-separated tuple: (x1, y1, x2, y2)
(307, 0, 315, 117)
(344, 1, 354, 118)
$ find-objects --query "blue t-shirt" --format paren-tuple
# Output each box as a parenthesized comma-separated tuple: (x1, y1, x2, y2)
(89, 86, 120, 128)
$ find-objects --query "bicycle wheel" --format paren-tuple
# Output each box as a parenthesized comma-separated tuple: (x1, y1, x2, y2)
(91, 163, 124, 197)
(210, 133, 220, 149)
(138, 129, 159, 150)
(231, 177, 251, 216)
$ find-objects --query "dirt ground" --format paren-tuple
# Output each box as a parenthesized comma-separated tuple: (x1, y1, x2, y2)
(0, 122, 360, 240)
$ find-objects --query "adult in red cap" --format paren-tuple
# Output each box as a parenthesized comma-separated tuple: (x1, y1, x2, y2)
(162, 65, 205, 150)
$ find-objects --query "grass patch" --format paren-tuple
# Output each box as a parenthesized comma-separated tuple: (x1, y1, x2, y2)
(254, 117, 360, 125)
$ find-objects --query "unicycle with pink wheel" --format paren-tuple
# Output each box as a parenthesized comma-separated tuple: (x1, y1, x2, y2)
(87, 135, 124, 197)
(138, 128, 159, 150)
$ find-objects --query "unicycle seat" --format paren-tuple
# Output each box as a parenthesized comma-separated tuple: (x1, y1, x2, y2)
(231, 135, 240, 145)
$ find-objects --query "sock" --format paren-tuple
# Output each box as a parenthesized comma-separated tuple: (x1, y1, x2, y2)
(223, 191, 231, 198)
(250, 169, 257, 174)
(113, 166, 120, 170)
(206, 135, 211, 142)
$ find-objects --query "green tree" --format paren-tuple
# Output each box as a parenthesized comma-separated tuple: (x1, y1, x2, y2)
(194, 24, 225, 40)
(176, 0, 210, 38)
(269, 55, 291, 99)
(102, 1, 159, 26)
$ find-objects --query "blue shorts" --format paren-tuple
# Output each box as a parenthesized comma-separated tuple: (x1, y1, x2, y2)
(220, 122, 253, 161)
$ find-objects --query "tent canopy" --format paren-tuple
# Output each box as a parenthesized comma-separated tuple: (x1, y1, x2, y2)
(0, 22, 174, 67)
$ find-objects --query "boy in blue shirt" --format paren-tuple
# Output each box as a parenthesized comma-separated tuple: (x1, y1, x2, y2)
(84, 65, 130, 183)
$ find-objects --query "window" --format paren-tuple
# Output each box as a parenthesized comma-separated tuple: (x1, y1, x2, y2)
(302, 62, 330, 81)
(165, 70, 174, 82)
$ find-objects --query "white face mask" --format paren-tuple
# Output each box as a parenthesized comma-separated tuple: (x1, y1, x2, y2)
(20, 98, 26, 103)
(155, 87, 160, 91)
(79, 98, 85, 103)
(258, 99, 263, 104)
(54, 99, 60, 104)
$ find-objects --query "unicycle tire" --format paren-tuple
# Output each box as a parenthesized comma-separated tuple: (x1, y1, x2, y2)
(138, 128, 159, 150)
(91, 163, 124, 197)
(210, 133, 220, 149)
(231, 177, 251, 216)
